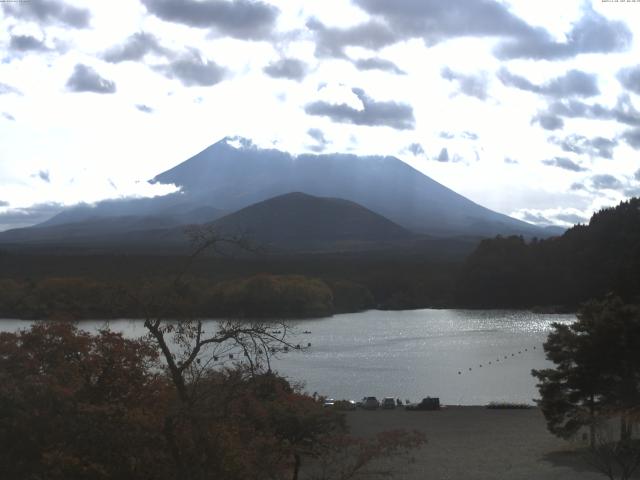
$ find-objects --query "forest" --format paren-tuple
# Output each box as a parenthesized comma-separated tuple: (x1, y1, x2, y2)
(0, 197, 638, 318)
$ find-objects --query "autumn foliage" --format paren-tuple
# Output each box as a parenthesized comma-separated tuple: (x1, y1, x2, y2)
(0, 322, 424, 480)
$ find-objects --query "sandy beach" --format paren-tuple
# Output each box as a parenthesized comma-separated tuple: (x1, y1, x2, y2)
(344, 406, 637, 480)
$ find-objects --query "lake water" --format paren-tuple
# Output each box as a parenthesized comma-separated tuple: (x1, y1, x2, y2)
(0, 309, 575, 405)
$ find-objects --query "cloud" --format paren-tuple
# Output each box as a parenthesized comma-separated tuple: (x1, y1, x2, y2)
(439, 131, 455, 139)
(66, 64, 116, 94)
(2, 112, 15, 121)
(155, 50, 226, 86)
(307, 128, 329, 152)
(136, 104, 153, 113)
(305, 87, 415, 130)
(37, 170, 50, 183)
(2, 0, 90, 28)
(307, 18, 397, 58)
(407, 143, 424, 156)
(9, 34, 48, 52)
(522, 211, 552, 225)
(570, 182, 586, 191)
(141, 0, 279, 40)
(504, 157, 518, 164)
(551, 134, 617, 159)
(436, 147, 449, 162)
(0, 200, 9, 207)
(622, 128, 640, 150)
(545, 94, 640, 127)
(353, 57, 405, 75)
(348, 0, 630, 61)
(461, 131, 478, 140)
(494, 7, 631, 60)
(591, 174, 622, 190)
(554, 212, 587, 224)
(441, 67, 488, 100)
(618, 65, 640, 95)
(0, 202, 64, 231)
(498, 68, 599, 98)
(635, 169, 640, 182)
(541, 157, 587, 172)
(532, 113, 564, 131)
(0, 82, 22, 96)
(263, 58, 308, 81)
(103, 32, 170, 63)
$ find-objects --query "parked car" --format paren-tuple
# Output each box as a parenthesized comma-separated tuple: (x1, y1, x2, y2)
(406, 397, 440, 411)
(323, 398, 335, 408)
(362, 396, 380, 410)
(334, 399, 357, 410)
(382, 397, 396, 409)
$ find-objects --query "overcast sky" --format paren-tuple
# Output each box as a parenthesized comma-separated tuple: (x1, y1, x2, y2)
(1, 0, 640, 231)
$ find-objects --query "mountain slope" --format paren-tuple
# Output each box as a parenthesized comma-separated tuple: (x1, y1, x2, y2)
(151, 137, 545, 237)
(210, 192, 413, 250)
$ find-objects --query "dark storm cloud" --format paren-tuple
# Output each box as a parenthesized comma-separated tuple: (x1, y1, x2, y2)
(66, 64, 116, 94)
(545, 94, 640, 127)
(498, 69, 599, 98)
(307, 128, 329, 152)
(2, 0, 90, 28)
(339, 0, 631, 61)
(591, 174, 623, 190)
(0, 82, 22, 96)
(2, 113, 15, 121)
(441, 68, 488, 100)
(264, 58, 308, 81)
(156, 50, 226, 87)
(103, 32, 170, 63)
(305, 88, 415, 130)
(554, 213, 586, 224)
(551, 134, 617, 159)
(353, 57, 405, 75)
(531, 113, 564, 131)
(0, 202, 64, 230)
(436, 148, 449, 162)
(541, 157, 587, 172)
(136, 104, 153, 113)
(141, 0, 279, 40)
(9, 34, 48, 52)
(306, 18, 397, 58)
(407, 143, 424, 156)
(494, 7, 631, 60)
(622, 129, 640, 150)
(617, 65, 640, 95)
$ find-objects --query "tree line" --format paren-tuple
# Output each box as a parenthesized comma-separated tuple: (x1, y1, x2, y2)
(456, 198, 640, 309)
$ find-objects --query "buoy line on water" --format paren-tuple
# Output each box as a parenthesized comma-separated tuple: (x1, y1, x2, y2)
(456, 345, 538, 376)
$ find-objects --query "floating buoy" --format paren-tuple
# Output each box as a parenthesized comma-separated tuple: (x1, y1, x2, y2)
(468, 367, 472, 371)
(307, 342, 311, 347)
(488, 361, 492, 365)
(479, 364, 483, 367)
(533, 346, 536, 350)
(504, 356, 507, 359)
(458, 371, 461, 375)
(525, 348, 528, 351)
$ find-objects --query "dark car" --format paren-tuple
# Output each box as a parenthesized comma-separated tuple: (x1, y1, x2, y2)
(406, 397, 440, 411)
